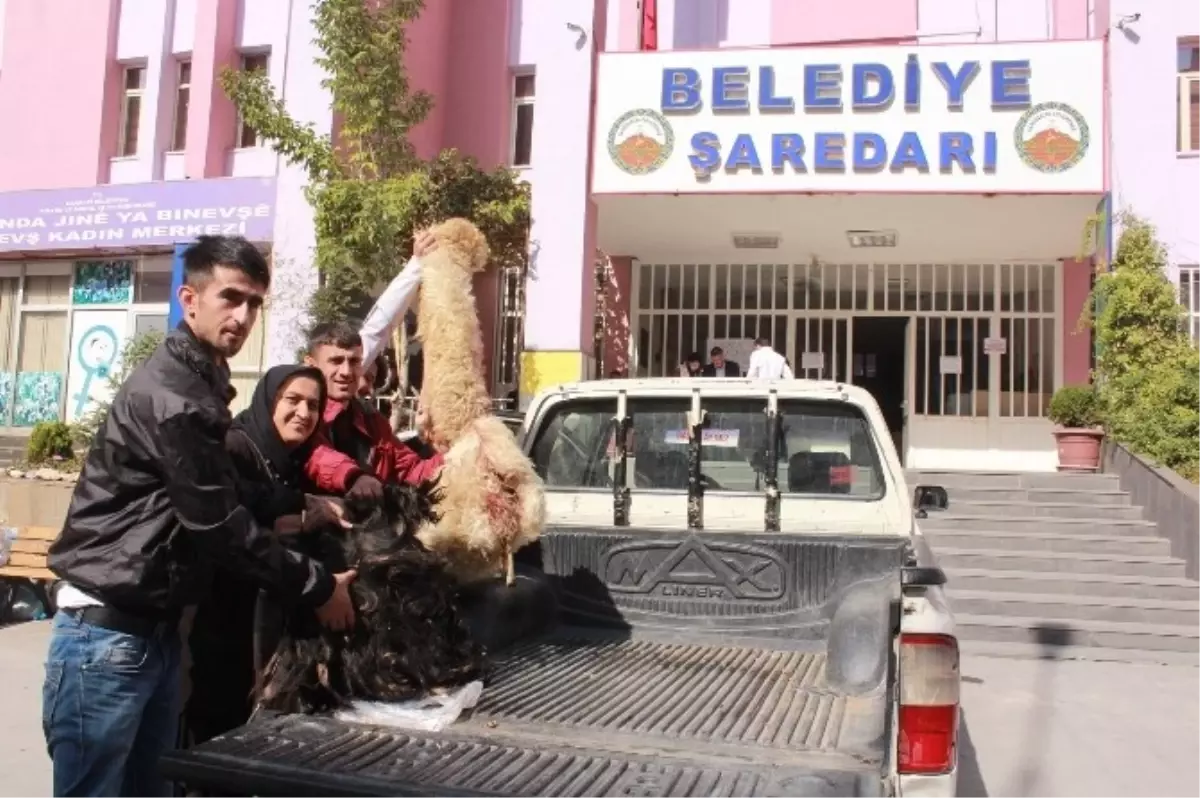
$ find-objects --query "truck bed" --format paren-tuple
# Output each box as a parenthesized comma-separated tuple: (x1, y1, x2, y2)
(161, 528, 910, 797)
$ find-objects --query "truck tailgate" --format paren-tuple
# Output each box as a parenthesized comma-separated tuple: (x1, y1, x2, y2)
(162, 529, 907, 796)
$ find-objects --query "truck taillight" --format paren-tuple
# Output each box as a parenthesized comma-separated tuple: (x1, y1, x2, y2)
(898, 633, 959, 775)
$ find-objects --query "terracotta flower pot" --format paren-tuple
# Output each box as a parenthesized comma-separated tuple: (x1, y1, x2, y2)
(1052, 427, 1105, 472)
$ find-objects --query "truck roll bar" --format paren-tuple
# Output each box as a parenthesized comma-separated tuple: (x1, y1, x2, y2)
(764, 389, 781, 533)
(610, 389, 631, 527)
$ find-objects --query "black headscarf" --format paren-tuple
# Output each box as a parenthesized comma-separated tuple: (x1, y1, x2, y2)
(233, 364, 328, 487)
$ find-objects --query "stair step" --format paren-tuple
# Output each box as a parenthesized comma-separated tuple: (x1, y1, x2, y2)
(949, 589, 1200, 626)
(946, 568, 1200, 601)
(935, 547, 1186, 578)
(952, 612, 1200, 652)
(944, 500, 1145, 520)
(942, 486, 1132, 505)
(920, 513, 1157, 536)
(958, 640, 1200, 666)
(926, 530, 1169, 556)
(907, 470, 1121, 491)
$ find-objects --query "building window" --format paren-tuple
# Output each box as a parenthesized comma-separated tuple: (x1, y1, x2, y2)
(495, 263, 526, 399)
(171, 60, 192, 152)
(1179, 37, 1199, 154)
(118, 65, 146, 157)
(1181, 267, 1200, 343)
(511, 73, 535, 168)
(238, 53, 270, 148)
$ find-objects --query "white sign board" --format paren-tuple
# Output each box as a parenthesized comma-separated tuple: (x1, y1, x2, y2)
(801, 351, 825, 370)
(593, 40, 1104, 194)
(66, 310, 128, 423)
(983, 337, 1008, 355)
(939, 355, 963, 374)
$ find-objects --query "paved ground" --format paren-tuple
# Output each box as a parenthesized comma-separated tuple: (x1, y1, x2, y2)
(1, 620, 1197, 797)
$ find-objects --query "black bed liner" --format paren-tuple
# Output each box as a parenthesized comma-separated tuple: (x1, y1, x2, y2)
(161, 528, 909, 797)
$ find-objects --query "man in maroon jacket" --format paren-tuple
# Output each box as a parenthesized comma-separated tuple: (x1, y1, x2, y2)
(303, 321, 442, 501)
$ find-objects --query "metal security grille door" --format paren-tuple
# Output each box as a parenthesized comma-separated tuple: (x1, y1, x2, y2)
(632, 260, 1062, 470)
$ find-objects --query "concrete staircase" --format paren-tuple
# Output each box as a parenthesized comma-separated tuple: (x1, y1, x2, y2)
(0, 435, 28, 470)
(907, 469, 1200, 664)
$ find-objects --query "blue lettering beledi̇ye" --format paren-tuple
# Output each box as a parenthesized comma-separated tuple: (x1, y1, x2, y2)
(659, 55, 1029, 178)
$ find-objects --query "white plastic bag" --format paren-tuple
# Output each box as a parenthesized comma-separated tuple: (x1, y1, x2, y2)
(332, 680, 484, 733)
(0, 527, 16, 568)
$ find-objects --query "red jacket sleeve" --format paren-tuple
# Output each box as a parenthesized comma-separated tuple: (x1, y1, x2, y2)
(364, 413, 444, 486)
(304, 427, 365, 494)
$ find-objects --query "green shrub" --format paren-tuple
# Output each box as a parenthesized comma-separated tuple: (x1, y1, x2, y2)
(1085, 213, 1200, 482)
(1048, 385, 1101, 428)
(27, 421, 75, 465)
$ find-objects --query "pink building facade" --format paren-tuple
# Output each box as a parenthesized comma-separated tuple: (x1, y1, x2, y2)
(0, 0, 1191, 470)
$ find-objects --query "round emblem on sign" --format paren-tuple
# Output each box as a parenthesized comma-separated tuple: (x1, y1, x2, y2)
(607, 109, 674, 175)
(1013, 101, 1090, 173)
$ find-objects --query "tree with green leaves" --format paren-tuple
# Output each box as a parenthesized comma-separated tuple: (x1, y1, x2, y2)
(1085, 213, 1199, 481)
(221, 0, 530, 326)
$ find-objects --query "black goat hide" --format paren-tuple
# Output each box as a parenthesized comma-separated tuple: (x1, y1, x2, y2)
(258, 482, 487, 714)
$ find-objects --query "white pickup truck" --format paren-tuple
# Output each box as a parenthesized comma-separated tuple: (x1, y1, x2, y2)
(163, 377, 960, 798)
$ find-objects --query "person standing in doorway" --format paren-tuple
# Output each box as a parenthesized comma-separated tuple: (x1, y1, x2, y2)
(702, 346, 741, 377)
(678, 352, 703, 377)
(43, 236, 356, 798)
(746, 337, 794, 380)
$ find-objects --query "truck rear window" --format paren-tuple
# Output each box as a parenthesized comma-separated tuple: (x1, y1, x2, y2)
(529, 397, 886, 499)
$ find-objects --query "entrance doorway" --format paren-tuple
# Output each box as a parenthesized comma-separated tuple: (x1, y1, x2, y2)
(851, 317, 908, 456)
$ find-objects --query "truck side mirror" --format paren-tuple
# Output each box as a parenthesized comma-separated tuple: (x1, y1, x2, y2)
(913, 484, 949, 518)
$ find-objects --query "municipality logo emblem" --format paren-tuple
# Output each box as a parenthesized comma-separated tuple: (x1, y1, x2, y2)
(608, 109, 674, 175)
(1014, 101, 1090, 173)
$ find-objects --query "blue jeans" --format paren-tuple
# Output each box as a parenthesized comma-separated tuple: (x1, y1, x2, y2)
(42, 611, 182, 797)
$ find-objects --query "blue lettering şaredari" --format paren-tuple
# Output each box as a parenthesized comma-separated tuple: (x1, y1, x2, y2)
(991, 60, 1031, 107)
(758, 66, 795, 111)
(725, 133, 762, 172)
(814, 133, 846, 171)
(852, 64, 894, 109)
(853, 133, 888, 170)
(804, 64, 842, 110)
(983, 131, 998, 172)
(689, 132, 722, 176)
(712, 66, 751, 111)
(939, 132, 976, 172)
(771, 134, 806, 172)
(890, 132, 929, 172)
(662, 67, 702, 112)
(932, 61, 980, 109)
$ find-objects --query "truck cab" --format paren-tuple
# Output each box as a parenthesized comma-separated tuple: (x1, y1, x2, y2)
(163, 377, 959, 797)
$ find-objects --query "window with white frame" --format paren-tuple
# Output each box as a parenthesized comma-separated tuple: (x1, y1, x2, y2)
(237, 52, 270, 149)
(1179, 37, 1199, 154)
(171, 60, 192, 152)
(510, 73, 535, 168)
(1180, 267, 1200, 343)
(118, 65, 146, 157)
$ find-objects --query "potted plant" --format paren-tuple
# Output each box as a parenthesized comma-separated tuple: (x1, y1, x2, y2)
(1047, 385, 1105, 472)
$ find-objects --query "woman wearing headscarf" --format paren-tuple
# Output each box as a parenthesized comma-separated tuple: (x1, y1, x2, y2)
(184, 364, 349, 745)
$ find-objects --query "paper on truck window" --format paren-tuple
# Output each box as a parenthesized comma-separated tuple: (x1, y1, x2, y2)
(663, 428, 740, 447)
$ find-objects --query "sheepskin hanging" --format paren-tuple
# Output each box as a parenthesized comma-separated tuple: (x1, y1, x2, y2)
(415, 218, 545, 584)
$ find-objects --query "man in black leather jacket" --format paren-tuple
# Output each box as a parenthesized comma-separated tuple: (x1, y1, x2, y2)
(42, 235, 356, 798)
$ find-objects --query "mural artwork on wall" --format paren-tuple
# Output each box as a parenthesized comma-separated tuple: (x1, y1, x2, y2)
(73, 260, 134, 305)
(0, 372, 12, 423)
(13, 372, 64, 427)
(66, 310, 127, 423)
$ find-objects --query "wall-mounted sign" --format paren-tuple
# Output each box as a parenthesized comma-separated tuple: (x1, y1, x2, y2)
(983, 337, 1008, 355)
(939, 355, 963, 374)
(593, 40, 1103, 194)
(0, 177, 277, 252)
(801, 351, 825, 370)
